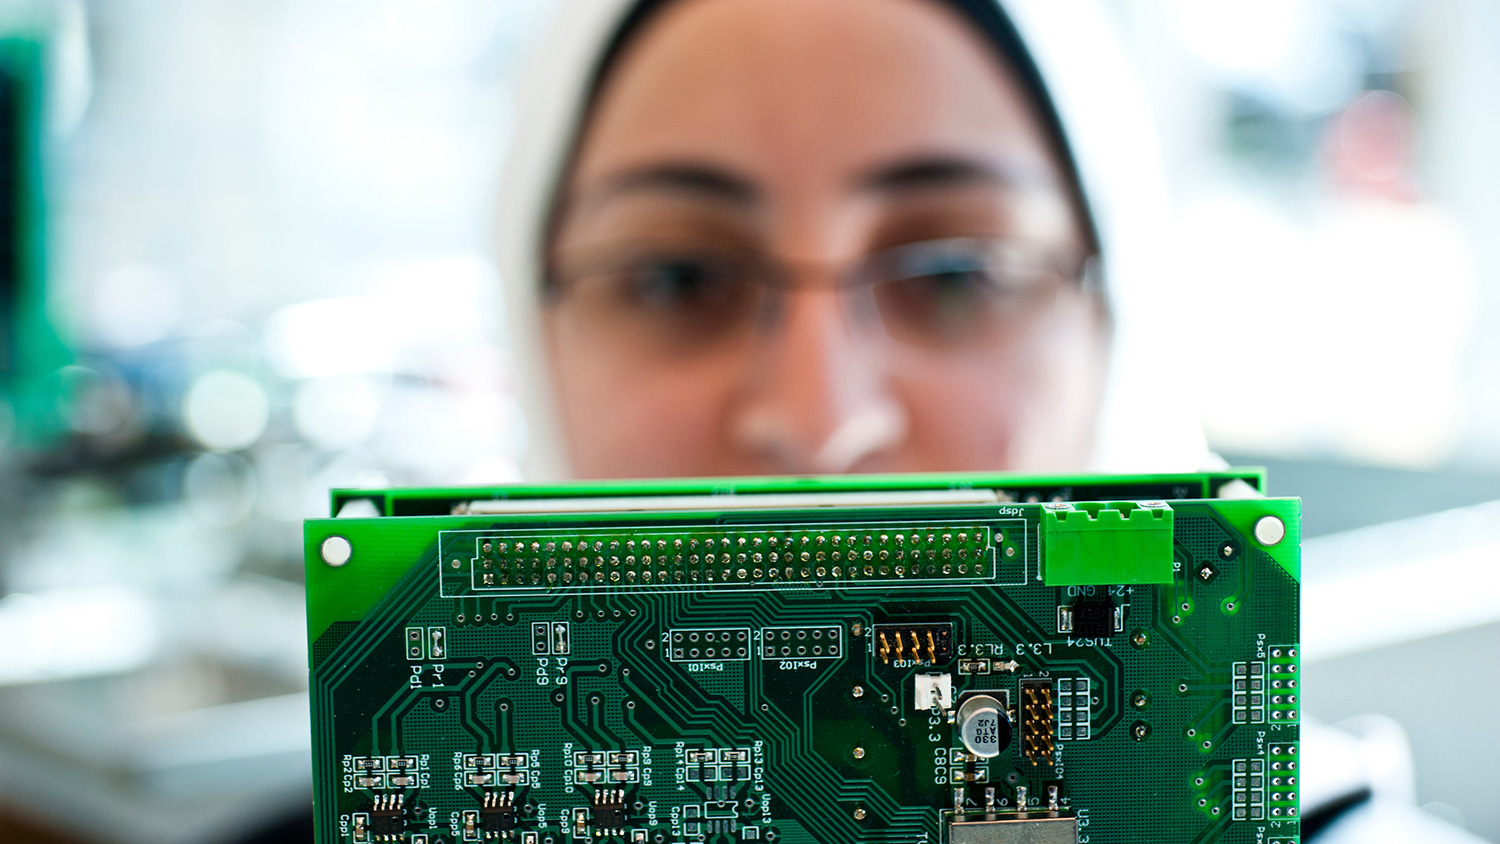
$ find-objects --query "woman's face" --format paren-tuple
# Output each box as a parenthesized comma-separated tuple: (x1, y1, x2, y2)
(545, 0, 1108, 478)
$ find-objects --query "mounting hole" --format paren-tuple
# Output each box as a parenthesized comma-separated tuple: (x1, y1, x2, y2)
(1254, 515, 1287, 547)
(320, 536, 352, 567)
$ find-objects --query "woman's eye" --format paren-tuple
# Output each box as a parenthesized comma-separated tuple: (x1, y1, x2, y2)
(602, 257, 756, 328)
(871, 247, 1048, 347)
(897, 263, 998, 303)
(625, 260, 727, 306)
(923, 266, 987, 289)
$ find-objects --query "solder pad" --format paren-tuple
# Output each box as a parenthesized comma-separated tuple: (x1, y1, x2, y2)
(306, 473, 1299, 844)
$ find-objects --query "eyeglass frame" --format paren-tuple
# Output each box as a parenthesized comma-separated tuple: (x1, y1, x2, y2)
(540, 236, 1106, 360)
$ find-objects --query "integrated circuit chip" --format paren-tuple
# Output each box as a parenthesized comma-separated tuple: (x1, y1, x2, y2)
(589, 787, 628, 833)
(480, 791, 518, 837)
(367, 794, 404, 841)
(1070, 597, 1116, 639)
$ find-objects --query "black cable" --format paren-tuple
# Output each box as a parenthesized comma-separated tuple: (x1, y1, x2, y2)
(1301, 786, 1374, 840)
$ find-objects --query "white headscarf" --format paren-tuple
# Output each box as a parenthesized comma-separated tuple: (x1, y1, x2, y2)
(496, 0, 1212, 481)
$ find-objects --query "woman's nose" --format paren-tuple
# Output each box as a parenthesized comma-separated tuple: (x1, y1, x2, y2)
(725, 287, 907, 473)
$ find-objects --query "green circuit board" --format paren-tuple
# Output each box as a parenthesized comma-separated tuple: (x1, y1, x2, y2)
(306, 473, 1300, 844)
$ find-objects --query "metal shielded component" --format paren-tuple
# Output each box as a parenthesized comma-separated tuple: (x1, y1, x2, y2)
(956, 694, 1012, 758)
(949, 817, 1078, 844)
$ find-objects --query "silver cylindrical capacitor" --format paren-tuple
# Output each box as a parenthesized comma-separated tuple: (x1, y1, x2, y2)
(956, 694, 1012, 758)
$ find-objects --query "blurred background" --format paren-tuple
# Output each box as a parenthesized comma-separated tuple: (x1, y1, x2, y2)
(0, 0, 1496, 842)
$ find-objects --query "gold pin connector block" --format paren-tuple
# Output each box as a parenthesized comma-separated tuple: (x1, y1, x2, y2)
(872, 623, 954, 665)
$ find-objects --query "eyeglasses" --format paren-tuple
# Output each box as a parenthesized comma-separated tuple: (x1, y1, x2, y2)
(544, 237, 1098, 361)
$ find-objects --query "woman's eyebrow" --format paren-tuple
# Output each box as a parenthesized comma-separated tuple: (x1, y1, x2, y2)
(587, 162, 759, 206)
(855, 155, 1041, 194)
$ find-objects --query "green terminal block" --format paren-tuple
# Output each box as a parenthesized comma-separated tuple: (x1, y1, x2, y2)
(1042, 500, 1175, 585)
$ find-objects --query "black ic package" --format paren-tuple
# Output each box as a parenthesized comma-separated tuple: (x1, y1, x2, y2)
(481, 791, 518, 834)
(369, 794, 405, 839)
(1072, 597, 1115, 638)
(591, 787, 628, 831)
